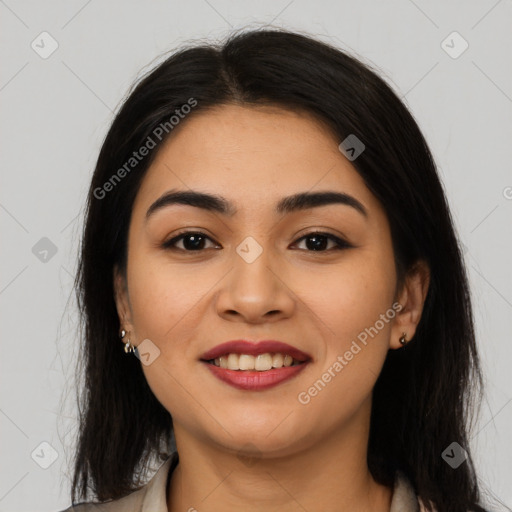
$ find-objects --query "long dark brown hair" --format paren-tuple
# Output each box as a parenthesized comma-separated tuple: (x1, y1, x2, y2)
(70, 27, 490, 511)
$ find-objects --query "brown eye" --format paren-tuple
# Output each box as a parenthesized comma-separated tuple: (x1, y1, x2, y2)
(292, 232, 352, 252)
(162, 231, 219, 251)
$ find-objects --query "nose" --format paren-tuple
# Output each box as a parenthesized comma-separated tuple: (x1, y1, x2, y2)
(214, 244, 296, 324)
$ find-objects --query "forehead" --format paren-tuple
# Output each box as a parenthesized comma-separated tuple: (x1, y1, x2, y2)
(132, 104, 377, 217)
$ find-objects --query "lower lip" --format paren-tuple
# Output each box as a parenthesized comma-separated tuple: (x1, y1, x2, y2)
(202, 361, 309, 390)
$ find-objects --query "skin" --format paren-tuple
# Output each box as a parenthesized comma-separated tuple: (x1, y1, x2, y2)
(114, 104, 430, 512)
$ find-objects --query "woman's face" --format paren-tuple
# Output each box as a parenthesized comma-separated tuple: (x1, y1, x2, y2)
(114, 104, 411, 458)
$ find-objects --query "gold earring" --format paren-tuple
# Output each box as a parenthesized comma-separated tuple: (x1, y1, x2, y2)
(120, 329, 135, 353)
(399, 332, 408, 346)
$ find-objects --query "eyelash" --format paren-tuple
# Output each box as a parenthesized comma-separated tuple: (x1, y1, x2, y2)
(162, 230, 352, 253)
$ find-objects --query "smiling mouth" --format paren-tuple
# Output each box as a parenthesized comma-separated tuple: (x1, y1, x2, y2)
(204, 352, 305, 371)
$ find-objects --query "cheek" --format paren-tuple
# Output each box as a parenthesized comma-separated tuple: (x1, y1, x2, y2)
(295, 253, 396, 344)
(294, 253, 396, 409)
(125, 255, 210, 421)
(127, 252, 210, 340)
(297, 254, 395, 392)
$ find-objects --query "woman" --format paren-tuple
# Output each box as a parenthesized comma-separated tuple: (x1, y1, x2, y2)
(61, 28, 490, 512)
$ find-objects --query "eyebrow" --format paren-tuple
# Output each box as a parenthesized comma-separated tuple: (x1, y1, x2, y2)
(145, 189, 368, 221)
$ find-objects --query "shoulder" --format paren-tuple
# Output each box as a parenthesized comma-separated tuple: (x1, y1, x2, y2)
(391, 471, 428, 512)
(57, 486, 146, 512)
(392, 471, 486, 512)
(392, 471, 446, 512)
(57, 452, 178, 512)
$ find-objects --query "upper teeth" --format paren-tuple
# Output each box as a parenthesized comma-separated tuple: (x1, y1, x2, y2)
(211, 353, 301, 371)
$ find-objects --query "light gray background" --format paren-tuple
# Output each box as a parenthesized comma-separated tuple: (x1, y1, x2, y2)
(1, 1, 511, 510)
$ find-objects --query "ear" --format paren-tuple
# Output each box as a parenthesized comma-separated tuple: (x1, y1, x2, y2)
(390, 260, 430, 349)
(113, 264, 135, 335)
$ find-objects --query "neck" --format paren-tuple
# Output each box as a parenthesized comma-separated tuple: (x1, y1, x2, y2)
(167, 398, 393, 512)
